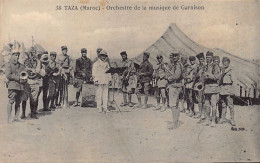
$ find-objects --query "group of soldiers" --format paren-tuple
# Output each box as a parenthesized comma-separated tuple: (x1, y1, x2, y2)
(119, 50, 236, 129)
(5, 45, 236, 129)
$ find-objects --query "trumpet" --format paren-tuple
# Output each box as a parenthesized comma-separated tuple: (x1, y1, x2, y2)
(194, 82, 204, 91)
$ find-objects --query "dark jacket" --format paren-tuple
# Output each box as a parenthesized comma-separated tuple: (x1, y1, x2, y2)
(138, 60, 153, 83)
(75, 57, 92, 81)
(5, 60, 25, 90)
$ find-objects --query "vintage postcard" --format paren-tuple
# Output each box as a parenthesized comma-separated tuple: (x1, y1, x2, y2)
(0, 0, 259, 162)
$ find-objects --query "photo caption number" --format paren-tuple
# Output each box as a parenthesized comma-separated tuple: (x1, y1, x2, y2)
(56, 5, 62, 10)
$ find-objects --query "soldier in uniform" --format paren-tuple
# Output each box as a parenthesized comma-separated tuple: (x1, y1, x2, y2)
(218, 57, 236, 126)
(41, 53, 52, 111)
(184, 56, 197, 117)
(92, 50, 112, 113)
(179, 56, 189, 113)
(74, 48, 92, 107)
(5, 51, 26, 123)
(57, 46, 74, 108)
(135, 52, 153, 109)
(120, 51, 136, 107)
(24, 49, 45, 119)
(213, 55, 222, 118)
(47, 52, 59, 110)
(166, 51, 183, 129)
(153, 54, 168, 111)
(203, 51, 221, 127)
(193, 52, 206, 119)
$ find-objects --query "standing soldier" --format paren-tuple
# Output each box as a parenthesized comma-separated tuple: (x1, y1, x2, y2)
(135, 52, 153, 109)
(41, 53, 52, 111)
(213, 56, 222, 118)
(184, 56, 197, 117)
(57, 46, 73, 108)
(203, 51, 221, 127)
(120, 51, 136, 107)
(166, 51, 183, 129)
(24, 49, 45, 119)
(92, 50, 112, 113)
(74, 48, 92, 107)
(47, 52, 59, 110)
(193, 52, 206, 119)
(5, 51, 25, 123)
(218, 57, 236, 126)
(179, 56, 189, 112)
(153, 54, 168, 112)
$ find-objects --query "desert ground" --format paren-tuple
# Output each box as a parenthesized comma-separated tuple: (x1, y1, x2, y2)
(0, 79, 259, 162)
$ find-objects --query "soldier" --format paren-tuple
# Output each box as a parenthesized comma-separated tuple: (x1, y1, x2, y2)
(218, 57, 236, 126)
(166, 51, 183, 129)
(153, 54, 168, 111)
(135, 52, 153, 109)
(120, 51, 136, 107)
(24, 49, 45, 119)
(213, 56, 222, 118)
(184, 56, 197, 117)
(203, 51, 221, 127)
(92, 50, 112, 113)
(57, 46, 73, 108)
(74, 48, 92, 107)
(47, 52, 59, 110)
(179, 56, 189, 113)
(41, 53, 52, 111)
(5, 51, 26, 123)
(193, 52, 206, 119)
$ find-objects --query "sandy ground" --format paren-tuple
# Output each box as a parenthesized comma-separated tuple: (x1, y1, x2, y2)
(0, 81, 259, 162)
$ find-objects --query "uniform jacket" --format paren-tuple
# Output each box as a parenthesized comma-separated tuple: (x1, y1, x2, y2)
(138, 60, 153, 83)
(204, 63, 221, 94)
(195, 63, 206, 83)
(23, 57, 44, 86)
(92, 59, 112, 84)
(5, 60, 25, 90)
(219, 67, 236, 95)
(185, 63, 197, 89)
(167, 61, 183, 87)
(75, 57, 92, 80)
(57, 54, 73, 70)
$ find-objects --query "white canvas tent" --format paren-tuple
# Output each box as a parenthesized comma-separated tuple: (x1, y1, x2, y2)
(134, 23, 260, 98)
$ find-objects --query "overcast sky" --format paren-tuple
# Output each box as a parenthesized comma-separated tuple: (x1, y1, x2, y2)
(0, 0, 259, 60)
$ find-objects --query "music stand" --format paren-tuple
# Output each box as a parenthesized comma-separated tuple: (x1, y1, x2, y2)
(106, 67, 127, 112)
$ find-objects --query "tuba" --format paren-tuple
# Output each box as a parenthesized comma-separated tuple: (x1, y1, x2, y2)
(52, 67, 61, 76)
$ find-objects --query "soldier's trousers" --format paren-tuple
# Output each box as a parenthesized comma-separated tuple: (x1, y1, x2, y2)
(96, 84, 109, 110)
(42, 80, 49, 109)
(186, 88, 194, 110)
(167, 86, 182, 108)
(48, 81, 58, 107)
(29, 84, 42, 115)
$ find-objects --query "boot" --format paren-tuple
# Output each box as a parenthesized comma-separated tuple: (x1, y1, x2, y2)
(218, 107, 227, 124)
(171, 107, 180, 129)
(211, 109, 217, 127)
(7, 103, 13, 123)
(230, 108, 236, 126)
(21, 101, 26, 119)
(194, 103, 203, 119)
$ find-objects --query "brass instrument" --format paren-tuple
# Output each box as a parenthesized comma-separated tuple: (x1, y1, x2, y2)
(194, 82, 204, 91)
(20, 71, 28, 80)
(122, 61, 135, 86)
(52, 67, 61, 76)
(61, 73, 69, 109)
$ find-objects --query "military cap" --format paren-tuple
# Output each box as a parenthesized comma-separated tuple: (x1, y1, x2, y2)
(81, 48, 87, 53)
(97, 47, 102, 52)
(12, 51, 20, 55)
(189, 56, 196, 61)
(143, 52, 150, 57)
(213, 56, 220, 61)
(99, 50, 107, 56)
(120, 51, 127, 56)
(40, 54, 49, 63)
(196, 52, 205, 59)
(61, 46, 68, 50)
(43, 51, 48, 54)
(157, 54, 163, 59)
(50, 52, 56, 55)
(222, 57, 230, 62)
(206, 51, 213, 57)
